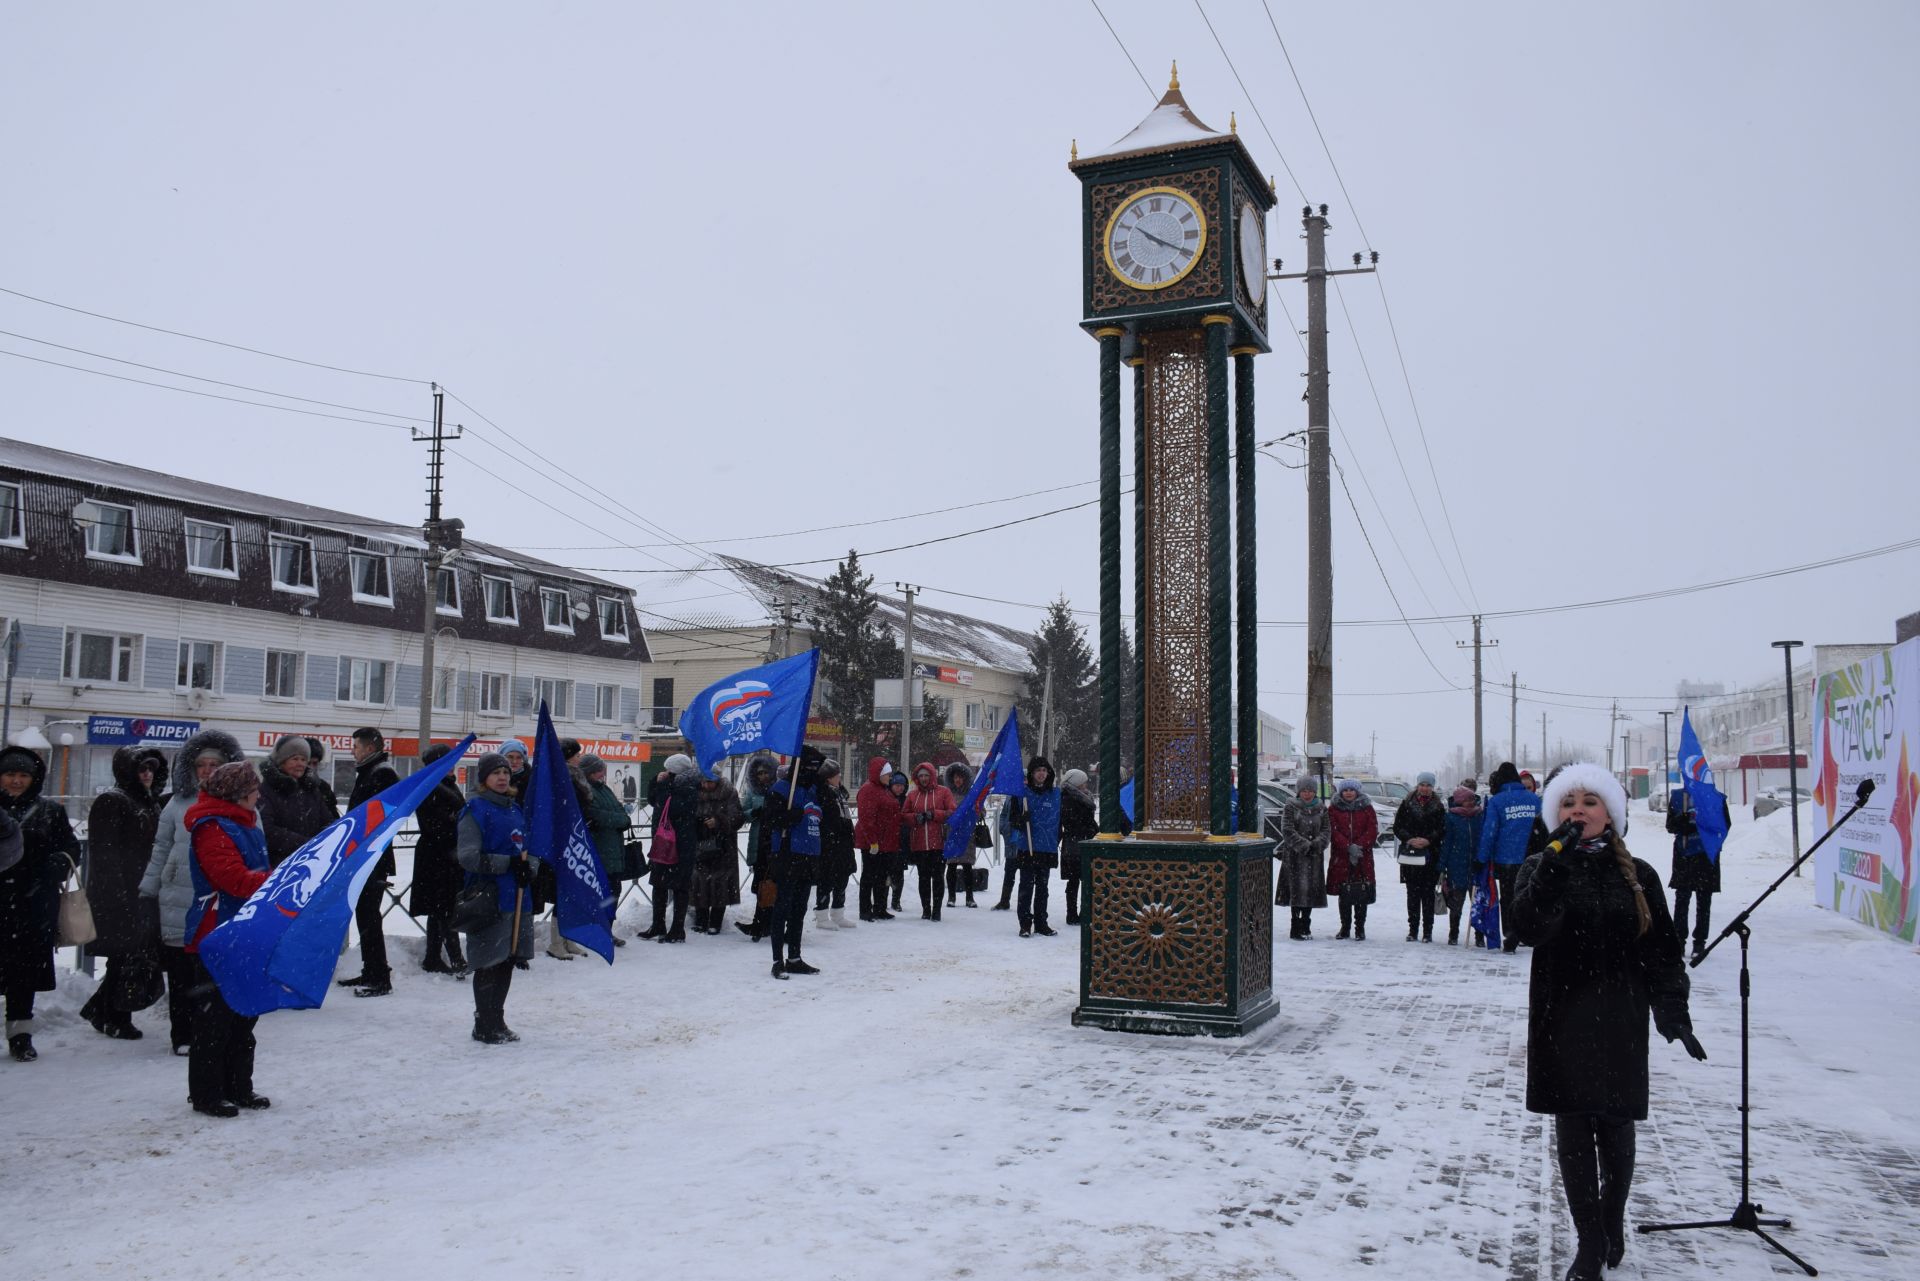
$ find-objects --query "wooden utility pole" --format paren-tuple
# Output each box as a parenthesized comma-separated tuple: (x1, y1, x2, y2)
(1269, 209, 1375, 781)
(896, 583, 918, 768)
(412, 385, 461, 763)
(1455, 615, 1498, 775)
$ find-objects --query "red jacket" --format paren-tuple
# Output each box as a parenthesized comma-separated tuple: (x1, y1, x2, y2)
(902, 763, 955, 854)
(184, 795, 270, 950)
(1325, 799, 1378, 889)
(854, 759, 905, 853)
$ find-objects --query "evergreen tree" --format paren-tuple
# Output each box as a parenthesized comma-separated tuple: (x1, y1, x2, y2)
(806, 551, 900, 765)
(1020, 595, 1099, 771)
(917, 691, 950, 757)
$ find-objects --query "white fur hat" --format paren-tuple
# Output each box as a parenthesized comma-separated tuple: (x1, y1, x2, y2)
(1538, 763, 1629, 837)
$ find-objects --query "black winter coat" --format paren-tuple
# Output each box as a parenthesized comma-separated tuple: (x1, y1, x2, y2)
(0, 748, 81, 994)
(1510, 839, 1692, 1120)
(83, 746, 167, 955)
(257, 766, 340, 868)
(1391, 792, 1447, 886)
(408, 774, 466, 916)
(348, 751, 402, 878)
(818, 786, 856, 882)
(649, 770, 702, 889)
(1059, 787, 1099, 878)
(1665, 800, 1726, 893)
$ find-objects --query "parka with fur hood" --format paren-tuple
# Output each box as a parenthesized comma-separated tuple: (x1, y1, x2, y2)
(902, 761, 956, 855)
(84, 745, 168, 955)
(2, 746, 82, 997)
(139, 729, 245, 947)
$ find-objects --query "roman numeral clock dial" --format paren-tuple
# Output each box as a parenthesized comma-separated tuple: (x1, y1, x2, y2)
(1104, 186, 1206, 290)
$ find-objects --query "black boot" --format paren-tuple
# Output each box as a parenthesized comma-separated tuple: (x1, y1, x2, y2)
(638, 896, 667, 940)
(1556, 1115, 1608, 1281)
(1595, 1118, 1635, 1268)
(8, 1033, 36, 1062)
(783, 956, 819, 975)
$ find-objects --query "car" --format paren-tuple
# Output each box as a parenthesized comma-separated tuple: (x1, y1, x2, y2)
(1351, 778, 1409, 845)
(1753, 786, 1812, 819)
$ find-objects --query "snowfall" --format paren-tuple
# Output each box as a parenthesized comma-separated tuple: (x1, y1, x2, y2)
(6, 801, 1917, 1281)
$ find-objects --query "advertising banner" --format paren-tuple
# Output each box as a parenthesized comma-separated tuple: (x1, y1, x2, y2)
(88, 715, 201, 745)
(1811, 636, 1920, 943)
(253, 730, 652, 762)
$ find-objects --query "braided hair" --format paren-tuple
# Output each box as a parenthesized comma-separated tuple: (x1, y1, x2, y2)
(1606, 831, 1651, 937)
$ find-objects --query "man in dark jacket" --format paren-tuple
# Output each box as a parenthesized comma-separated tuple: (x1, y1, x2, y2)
(1002, 756, 1062, 938)
(766, 746, 826, 978)
(1059, 768, 1099, 925)
(1665, 789, 1728, 962)
(337, 728, 400, 996)
(80, 745, 168, 1039)
(411, 742, 469, 972)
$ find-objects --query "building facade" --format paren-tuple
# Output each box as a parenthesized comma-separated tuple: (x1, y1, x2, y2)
(1, 439, 654, 809)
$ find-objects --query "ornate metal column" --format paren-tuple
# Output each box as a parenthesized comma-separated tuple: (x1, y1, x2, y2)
(1131, 358, 1147, 797)
(1234, 346, 1260, 831)
(1203, 315, 1234, 837)
(1096, 327, 1124, 834)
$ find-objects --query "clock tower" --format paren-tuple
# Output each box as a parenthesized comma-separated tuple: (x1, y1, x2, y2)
(1070, 67, 1276, 1037)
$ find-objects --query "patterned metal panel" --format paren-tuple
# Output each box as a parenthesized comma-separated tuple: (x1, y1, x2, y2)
(1088, 168, 1224, 314)
(1139, 328, 1211, 831)
(1238, 854, 1273, 1001)
(1087, 856, 1228, 1005)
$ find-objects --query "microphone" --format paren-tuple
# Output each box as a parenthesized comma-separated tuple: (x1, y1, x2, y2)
(1541, 819, 1583, 857)
(1855, 778, 1876, 805)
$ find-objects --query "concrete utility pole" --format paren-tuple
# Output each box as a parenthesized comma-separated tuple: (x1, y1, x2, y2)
(1621, 733, 1632, 788)
(412, 385, 461, 763)
(1541, 712, 1548, 769)
(1039, 661, 1054, 762)
(896, 583, 919, 769)
(1369, 731, 1377, 774)
(1269, 209, 1374, 781)
(1659, 710, 1675, 805)
(1510, 673, 1519, 768)
(1455, 615, 1498, 775)
(1605, 700, 1620, 772)
(1774, 639, 1805, 872)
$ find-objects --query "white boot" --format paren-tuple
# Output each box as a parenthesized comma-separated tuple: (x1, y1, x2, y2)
(813, 908, 831, 933)
(545, 920, 574, 960)
(831, 906, 856, 929)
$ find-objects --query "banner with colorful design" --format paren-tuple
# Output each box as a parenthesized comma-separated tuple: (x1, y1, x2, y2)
(1811, 636, 1920, 943)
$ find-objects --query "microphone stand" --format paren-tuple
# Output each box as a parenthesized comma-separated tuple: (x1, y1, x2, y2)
(1638, 778, 1876, 1277)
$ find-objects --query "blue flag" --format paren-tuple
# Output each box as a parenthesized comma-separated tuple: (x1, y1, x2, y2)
(1677, 707, 1730, 861)
(678, 649, 821, 776)
(1469, 860, 1502, 950)
(943, 708, 1028, 861)
(200, 734, 475, 1016)
(525, 702, 616, 962)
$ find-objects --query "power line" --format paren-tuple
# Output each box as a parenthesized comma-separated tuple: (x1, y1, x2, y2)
(1086, 0, 1155, 97)
(0, 347, 416, 431)
(0, 283, 425, 383)
(1329, 452, 1462, 688)
(1191, 0, 1309, 202)
(0, 326, 432, 423)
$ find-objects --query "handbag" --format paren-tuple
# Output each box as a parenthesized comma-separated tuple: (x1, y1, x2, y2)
(756, 878, 779, 909)
(453, 880, 501, 932)
(1338, 880, 1376, 907)
(649, 798, 679, 867)
(57, 855, 97, 948)
(972, 822, 993, 849)
(968, 866, 990, 893)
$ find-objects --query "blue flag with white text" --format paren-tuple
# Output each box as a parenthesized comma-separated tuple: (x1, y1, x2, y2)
(1677, 707, 1730, 861)
(1469, 860, 1502, 951)
(943, 708, 1028, 861)
(200, 734, 475, 1016)
(527, 701, 616, 962)
(678, 649, 821, 776)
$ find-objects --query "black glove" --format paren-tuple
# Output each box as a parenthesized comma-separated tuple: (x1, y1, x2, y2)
(1680, 1031, 1709, 1061)
(511, 856, 534, 886)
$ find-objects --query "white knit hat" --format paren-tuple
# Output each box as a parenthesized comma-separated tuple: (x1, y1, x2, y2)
(1538, 763, 1629, 837)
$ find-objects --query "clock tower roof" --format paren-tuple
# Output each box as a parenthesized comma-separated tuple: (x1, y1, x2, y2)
(1071, 64, 1254, 170)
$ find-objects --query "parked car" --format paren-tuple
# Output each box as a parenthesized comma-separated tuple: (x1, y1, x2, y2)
(1354, 778, 1409, 845)
(1753, 787, 1812, 819)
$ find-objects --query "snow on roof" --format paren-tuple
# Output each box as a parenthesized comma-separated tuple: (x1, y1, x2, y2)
(1081, 93, 1226, 162)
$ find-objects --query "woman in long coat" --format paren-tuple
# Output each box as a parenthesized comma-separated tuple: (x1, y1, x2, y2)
(690, 771, 743, 935)
(1272, 777, 1329, 939)
(455, 753, 538, 1044)
(1323, 779, 1378, 941)
(1391, 773, 1448, 943)
(81, 745, 168, 1038)
(410, 742, 468, 973)
(1, 745, 82, 1061)
(1510, 764, 1700, 1280)
(1440, 781, 1484, 945)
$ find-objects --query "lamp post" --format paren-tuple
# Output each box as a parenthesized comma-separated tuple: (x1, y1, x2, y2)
(1305, 741, 1334, 803)
(1772, 640, 1805, 871)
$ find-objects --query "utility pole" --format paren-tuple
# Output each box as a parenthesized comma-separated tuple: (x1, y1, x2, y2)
(1510, 673, 1519, 768)
(1270, 210, 1375, 782)
(1605, 700, 1620, 772)
(1659, 710, 1674, 806)
(412, 385, 462, 763)
(1369, 730, 1377, 774)
(1621, 732, 1632, 789)
(1773, 639, 1805, 872)
(1455, 615, 1498, 775)
(1039, 661, 1054, 762)
(1541, 712, 1548, 768)
(896, 583, 919, 769)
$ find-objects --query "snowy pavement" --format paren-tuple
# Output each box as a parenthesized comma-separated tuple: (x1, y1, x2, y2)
(6, 803, 1918, 1280)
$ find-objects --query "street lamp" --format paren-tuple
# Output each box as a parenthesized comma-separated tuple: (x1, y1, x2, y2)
(1772, 640, 1805, 871)
(1305, 741, 1333, 802)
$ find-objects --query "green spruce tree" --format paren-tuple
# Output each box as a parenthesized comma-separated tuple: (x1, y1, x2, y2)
(1021, 595, 1099, 771)
(806, 550, 900, 766)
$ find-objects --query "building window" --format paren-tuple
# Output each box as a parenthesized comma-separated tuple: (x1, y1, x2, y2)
(535, 676, 571, 719)
(0, 482, 23, 546)
(594, 683, 617, 722)
(479, 671, 508, 715)
(270, 534, 317, 593)
(434, 567, 461, 615)
(984, 705, 999, 732)
(79, 500, 139, 562)
(264, 649, 302, 699)
(597, 596, 629, 641)
(176, 640, 220, 692)
(349, 551, 392, 605)
(964, 702, 979, 730)
(541, 588, 572, 634)
(336, 657, 392, 706)
(483, 576, 517, 624)
(432, 665, 456, 712)
(63, 629, 139, 684)
(184, 519, 236, 577)
(650, 677, 675, 728)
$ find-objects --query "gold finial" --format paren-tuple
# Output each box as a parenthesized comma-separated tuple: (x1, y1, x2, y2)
(1071, 138, 1078, 161)
(1229, 111, 1237, 134)
(1269, 173, 1277, 195)
(1169, 60, 1180, 91)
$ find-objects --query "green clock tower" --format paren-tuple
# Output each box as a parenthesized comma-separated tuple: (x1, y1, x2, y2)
(1069, 66, 1277, 1036)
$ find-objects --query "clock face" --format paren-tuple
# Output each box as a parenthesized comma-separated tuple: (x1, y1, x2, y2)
(1238, 203, 1266, 304)
(1103, 186, 1207, 290)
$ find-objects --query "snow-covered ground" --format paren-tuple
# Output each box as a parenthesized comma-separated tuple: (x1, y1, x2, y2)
(6, 803, 1918, 1280)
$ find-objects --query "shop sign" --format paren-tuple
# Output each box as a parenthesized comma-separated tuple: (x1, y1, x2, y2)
(912, 662, 974, 687)
(88, 715, 201, 746)
(254, 731, 651, 762)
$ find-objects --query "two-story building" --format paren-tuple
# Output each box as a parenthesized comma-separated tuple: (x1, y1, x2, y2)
(1, 438, 654, 809)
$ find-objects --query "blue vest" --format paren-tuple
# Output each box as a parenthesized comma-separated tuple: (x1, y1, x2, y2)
(1007, 787, 1062, 854)
(186, 815, 269, 942)
(1478, 784, 1540, 866)
(771, 781, 822, 856)
(463, 794, 529, 909)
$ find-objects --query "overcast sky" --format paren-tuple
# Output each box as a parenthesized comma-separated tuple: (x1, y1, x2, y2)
(4, 1, 1916, 774)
